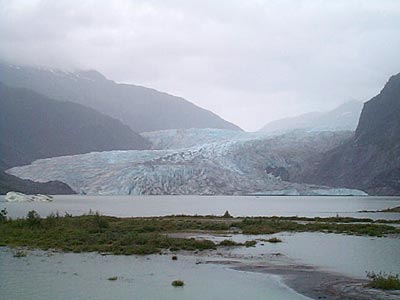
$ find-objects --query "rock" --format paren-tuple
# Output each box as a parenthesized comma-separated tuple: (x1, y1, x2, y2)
(297, 72, 400, 195)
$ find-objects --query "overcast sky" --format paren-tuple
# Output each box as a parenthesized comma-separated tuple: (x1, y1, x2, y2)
(1, 0, 400, 131)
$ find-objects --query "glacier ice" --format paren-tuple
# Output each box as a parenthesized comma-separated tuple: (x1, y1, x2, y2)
(5, 191, 54, 202)
(6, 130, 365, 196)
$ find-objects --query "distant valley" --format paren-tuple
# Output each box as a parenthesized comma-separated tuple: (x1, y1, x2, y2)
(1, 63, 399, 195)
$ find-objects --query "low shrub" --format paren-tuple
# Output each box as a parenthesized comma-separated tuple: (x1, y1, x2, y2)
(0, 208, 8, 223)
(26, 210, 41, 227)
(367, 272, 400, 290)
(108, 276, 118, 281)
(244, 240, 257, 247)
(172, 280, 184, 287)
(266, 237, 282, 243)
(219, 239, 239, 246)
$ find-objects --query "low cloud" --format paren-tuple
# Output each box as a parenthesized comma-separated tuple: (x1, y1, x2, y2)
(1, 0, 400, 130)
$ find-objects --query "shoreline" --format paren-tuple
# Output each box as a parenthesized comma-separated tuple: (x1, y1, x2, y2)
(2, 212, 399, 299)
(207, 259, 400, 300)
(3, 244, 400, 300)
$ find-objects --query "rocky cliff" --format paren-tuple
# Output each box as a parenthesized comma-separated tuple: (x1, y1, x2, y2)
(296, 73, 400, 195)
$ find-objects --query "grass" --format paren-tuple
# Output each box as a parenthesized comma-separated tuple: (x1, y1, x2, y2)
(236, 217, 400, 237)
(0, 210, 399, 256)
(367, 272, 400, 290)
(0, 211, 218, 255)
(171, 280, 184, 287)
(359, 206, 400, 213)
(381, 206, 400, 213)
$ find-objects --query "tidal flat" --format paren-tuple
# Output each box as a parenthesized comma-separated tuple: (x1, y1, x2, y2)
(1, 213, 400, 254)
(1, 211, 400, 300)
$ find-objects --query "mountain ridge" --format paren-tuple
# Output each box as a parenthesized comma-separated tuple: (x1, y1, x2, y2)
(0, 63, 242, 132)
(260, 101, 363, 134)
(0, 82, 150, 169)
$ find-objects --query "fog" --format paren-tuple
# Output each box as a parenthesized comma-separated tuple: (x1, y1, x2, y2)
(1, 0, 400, 130)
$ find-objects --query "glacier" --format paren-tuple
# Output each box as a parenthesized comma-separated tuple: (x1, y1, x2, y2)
(6, 129, 365, 196)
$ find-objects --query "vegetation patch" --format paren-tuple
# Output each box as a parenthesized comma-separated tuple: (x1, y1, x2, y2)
(359, 206, 400, 213)
(0, 208, 8, 223)
(1, 211, 399, 256)
(107, 276, 118, 281)
(223, 210, 233, 218)
(244, 240, 257, 247)
(380, 206, 400, 213)
(266, 237, 282, 243)
(171, 280, 184, 287)
(219, 239, 239, 246)
(366, 272, 400, 290)
(235, 217, 400, 237)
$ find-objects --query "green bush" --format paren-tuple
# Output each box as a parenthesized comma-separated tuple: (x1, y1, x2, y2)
(244, 240, 257, 247)
(26, 210, 41, 227)
(367, 272, 400, 290)
(108, 276, 118, 281)
(219, 239, 238, 246)
(0, 208, 7, 223)
(223, 210, 233, 218)
(172, 280, 184, 287)
(93, 212, 109, 229)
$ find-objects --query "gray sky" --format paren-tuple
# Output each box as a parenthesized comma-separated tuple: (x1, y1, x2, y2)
(1, 0, 400, 131)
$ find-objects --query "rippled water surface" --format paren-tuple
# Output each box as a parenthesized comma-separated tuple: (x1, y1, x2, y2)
(1, 195, 399, 300)
(1, 195, 400, 220)
(0, 249, 311, 300)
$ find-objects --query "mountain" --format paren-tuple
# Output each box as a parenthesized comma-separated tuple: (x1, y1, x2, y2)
(0, 63, 241, 132)
(6, 130, 361, 196)
(260, 101, 363, 134)
(0, 171, 75, 195)
(296, 73, 400, 195)
(0, 82, 150, 170)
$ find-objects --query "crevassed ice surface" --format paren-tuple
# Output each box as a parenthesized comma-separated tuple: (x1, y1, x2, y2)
(7, 130, 355, 195)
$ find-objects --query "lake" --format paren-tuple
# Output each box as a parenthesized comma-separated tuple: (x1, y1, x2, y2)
(1, 195, 400, 220)
(1, 195, 399, 300)
(0, 248, 311, 300)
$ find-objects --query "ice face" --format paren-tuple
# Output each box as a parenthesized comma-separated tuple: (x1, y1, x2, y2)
(7, 130, 362, 195)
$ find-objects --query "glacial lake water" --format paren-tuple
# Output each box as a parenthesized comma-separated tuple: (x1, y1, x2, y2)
(197, 232, 400, 278)
(1, 195, 399, 300)
(0, 248, 311, 300)
(1, 195, 400, 220)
